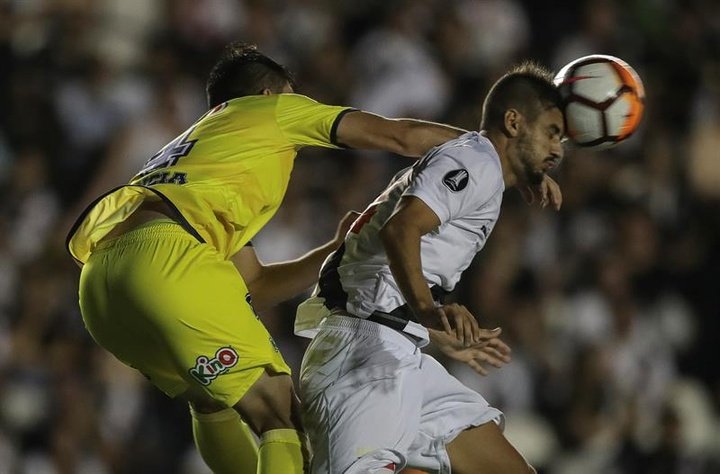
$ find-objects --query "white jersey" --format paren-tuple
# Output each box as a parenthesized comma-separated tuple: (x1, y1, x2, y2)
(320, 131, 504, 319)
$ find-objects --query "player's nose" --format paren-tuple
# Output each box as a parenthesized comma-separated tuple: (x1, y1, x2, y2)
(551, 142, 564, 161)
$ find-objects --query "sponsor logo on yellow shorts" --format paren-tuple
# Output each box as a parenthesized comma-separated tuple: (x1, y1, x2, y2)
(189, 347, 239, 386)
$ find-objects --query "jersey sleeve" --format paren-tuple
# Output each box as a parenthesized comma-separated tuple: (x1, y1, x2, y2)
(275, 94, 355, 149)
(403, 146, 503, 224)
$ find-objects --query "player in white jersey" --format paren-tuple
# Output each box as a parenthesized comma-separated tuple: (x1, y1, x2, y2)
(295, 63, 565, 474)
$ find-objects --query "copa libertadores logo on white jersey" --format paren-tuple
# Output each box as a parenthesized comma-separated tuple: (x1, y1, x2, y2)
(442, 169, 469, 192)
(189, 347, 239, 385)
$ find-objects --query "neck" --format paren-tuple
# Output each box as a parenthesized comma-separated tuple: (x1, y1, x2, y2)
(480, 129, 518, 188)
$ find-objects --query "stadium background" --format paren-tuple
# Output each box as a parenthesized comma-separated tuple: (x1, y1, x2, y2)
(1, 0, 719, 472)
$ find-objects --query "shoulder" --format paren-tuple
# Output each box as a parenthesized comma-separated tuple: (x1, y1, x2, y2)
(440, 132, 499, 164)
(221, 93, 321, 111)
(275, 93, 324, 109)
(429, 132, 504, 190)
(209, 94, 323, 113)
(219, 95, 280, 116)
(274, 93, 350, 124)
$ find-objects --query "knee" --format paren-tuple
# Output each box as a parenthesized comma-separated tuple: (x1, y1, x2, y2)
(183, 388, 228, 414)
(234, 373, 299, 434)
(454, 463, 535, 474)
(189, 397, 227, 414)
(506, 460, 536, 474)
(252, 402, 295, 433)
(475, 462, 535, 474)
(513, 462, 536, 474)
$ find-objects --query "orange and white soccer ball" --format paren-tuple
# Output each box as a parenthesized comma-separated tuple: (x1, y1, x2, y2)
(554, 54, 645, 149)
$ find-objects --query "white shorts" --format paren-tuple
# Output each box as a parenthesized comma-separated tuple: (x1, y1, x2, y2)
(299, 314, 504, 474)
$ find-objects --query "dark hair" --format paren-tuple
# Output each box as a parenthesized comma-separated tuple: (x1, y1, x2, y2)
(206, 42, 295, 107)
(480, 62, 561, 130)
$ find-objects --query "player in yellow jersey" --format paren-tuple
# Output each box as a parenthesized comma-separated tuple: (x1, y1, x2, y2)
(66, 43, 466, 474)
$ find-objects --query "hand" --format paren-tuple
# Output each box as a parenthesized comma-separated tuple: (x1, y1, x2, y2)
(518, 174, 562, 210)
(418, 303, 488, 347)
(332, 211, 362, 247)
(428, 327, 512, 375)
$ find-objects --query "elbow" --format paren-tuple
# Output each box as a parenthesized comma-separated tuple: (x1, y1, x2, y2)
(245, 284, 273, 313)
(379, 219, 397, 245)
(378, 120, 421, 158)
(244, 284, 264, 310)
(391, 121, 422, 157)
(390, 121, 461, 158)
(379, 217, 410, 248)
(244, 272, 271, 312)
(249, 298, 271, 314)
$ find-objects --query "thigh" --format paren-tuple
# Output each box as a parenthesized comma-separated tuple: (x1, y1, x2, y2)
(81, 226, 291, 406)
(406, 355, 504, 472)
(446, 422, 533, 474)
(80, 240, 189, 397)
(300, 327, 423, 474)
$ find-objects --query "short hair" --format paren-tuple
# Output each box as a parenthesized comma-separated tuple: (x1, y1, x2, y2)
(206, 42, 295, 107)
(480, 62, 561, 130)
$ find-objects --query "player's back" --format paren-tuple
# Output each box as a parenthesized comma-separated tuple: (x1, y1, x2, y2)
(127, 95, 301, 254)
(134, 95, 296, 194)
(68, 93, 349, 264)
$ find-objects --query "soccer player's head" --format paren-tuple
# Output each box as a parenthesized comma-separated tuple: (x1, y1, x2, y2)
(206, 42, 295, 107)
(481, 62, 564, 186)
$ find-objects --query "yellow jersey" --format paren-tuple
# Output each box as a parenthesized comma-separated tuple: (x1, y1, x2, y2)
(67, 93, 353, 264)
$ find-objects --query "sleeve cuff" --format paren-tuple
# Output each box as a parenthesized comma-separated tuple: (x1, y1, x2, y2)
(330, 108, 359, 148)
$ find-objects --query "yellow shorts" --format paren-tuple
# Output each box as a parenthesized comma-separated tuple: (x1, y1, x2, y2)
(79, 220, 290, 407)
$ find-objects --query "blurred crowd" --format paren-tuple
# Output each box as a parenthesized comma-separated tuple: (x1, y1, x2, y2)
(1, 0, 719, 473)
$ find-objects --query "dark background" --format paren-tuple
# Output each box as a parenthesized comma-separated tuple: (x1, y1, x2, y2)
(1, 0, 719, 472)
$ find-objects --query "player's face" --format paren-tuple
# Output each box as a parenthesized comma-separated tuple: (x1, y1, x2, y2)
(514, 107, 564, 185)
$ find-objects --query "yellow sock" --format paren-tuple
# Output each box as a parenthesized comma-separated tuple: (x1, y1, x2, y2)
(191, 407, 258, 474)
(257, 428, 308, 474)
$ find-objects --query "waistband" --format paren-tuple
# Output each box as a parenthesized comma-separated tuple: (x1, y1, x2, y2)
(95, 219, 191, 251)
(320, 313, 428, 351)
(366, 310, 429, 342)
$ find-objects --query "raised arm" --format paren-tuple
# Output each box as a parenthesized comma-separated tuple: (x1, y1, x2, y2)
(336, 111, 466, 158)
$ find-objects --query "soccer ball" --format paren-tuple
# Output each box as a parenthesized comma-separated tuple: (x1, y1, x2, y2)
(554, 55, 645, 149)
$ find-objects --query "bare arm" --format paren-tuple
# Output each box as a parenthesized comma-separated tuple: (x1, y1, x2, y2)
(336, 111, 466, 158)
(379, 196, 442, 325)
(380, 196, 498, 346)
(380, 196, 503, 348)
(232, 212, 358, 311)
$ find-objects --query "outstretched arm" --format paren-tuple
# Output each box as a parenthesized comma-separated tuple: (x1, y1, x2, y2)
(232, 211, 358, 311)
(336, 111, 466, 158)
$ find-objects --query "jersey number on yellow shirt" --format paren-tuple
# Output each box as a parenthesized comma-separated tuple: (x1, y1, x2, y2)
(137, 126, 198, 179)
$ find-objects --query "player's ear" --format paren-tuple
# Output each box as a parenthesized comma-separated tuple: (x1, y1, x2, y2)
(503, 109, 522, 138)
